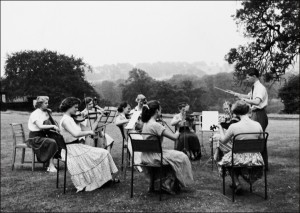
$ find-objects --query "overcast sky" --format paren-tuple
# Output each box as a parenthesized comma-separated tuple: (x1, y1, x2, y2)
(1, 1, 249, 76)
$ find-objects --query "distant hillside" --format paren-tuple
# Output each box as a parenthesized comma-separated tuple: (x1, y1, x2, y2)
(85, 61, 234, 82)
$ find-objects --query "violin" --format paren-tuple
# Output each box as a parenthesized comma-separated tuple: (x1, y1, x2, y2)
(219, 101, 240, 129)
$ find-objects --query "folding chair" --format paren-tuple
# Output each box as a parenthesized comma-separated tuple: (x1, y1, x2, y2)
(128, 132, 170, 201)
(222, 132, 269, 202)
(56, 139, 68, 194)
(10, 123, 44, 171)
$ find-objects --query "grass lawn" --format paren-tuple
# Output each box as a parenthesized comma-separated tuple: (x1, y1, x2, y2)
(1, 111, 299, 212)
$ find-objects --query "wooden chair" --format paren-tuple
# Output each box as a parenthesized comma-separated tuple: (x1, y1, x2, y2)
(222, 132, 269, 202)
(56, 138, 68, 194)
(10, 123, 43, 171)
(128, 132, 170, 201)
(117, 125, 130, 171)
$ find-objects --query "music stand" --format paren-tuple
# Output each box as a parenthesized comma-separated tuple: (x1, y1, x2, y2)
(95, 107, 118, 148)
(198, 111, 219, 171)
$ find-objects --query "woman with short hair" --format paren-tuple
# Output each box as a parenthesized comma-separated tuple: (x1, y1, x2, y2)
(27, 96, 60, 172)
(217, 100, 264, 194)
(59, 97, 119, 192)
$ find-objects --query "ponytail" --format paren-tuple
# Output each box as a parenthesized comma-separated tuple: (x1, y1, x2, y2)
(141, 100, 160, 123)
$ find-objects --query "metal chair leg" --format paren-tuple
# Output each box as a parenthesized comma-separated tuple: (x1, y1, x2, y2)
(130, 162, 134, 198)
(63, 155, 67, 194)
(121, 139, 124, 172)
(265, 166, 268, 200)
(159, 167, 162, 201)
(56, 159, 59, 188)
(222, 167, 225, 195)
(232, 168, 235, 202)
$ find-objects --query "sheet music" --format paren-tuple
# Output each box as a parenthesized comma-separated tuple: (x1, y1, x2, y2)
(125, 111, 141, 130)
(201, 111, 219, 131)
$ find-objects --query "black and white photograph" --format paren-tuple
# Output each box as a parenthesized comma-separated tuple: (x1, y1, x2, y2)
(1, 0, 299, 212)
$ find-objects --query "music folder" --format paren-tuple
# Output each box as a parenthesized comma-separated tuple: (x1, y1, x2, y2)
(125, 111, 141, 130)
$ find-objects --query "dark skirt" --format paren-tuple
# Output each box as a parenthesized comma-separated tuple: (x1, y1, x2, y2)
(176, 130, 201, 160)
(27, 131, 59, 163)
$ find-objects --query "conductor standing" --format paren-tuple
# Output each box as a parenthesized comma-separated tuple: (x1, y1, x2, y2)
(232, 68, 269, 170)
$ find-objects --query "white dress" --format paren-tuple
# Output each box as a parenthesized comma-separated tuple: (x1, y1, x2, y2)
(59, 114, 118, 192)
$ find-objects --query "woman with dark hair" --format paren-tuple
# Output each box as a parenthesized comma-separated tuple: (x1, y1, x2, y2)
(27, 96, 60, 173)
(115, 102, 131, 128)
(80, 97, 114, 150)
(171, 102, 201, 161)
(141, 100, 194, 194)
(217, 100, 264, 194)
(59, 97, 119, 192)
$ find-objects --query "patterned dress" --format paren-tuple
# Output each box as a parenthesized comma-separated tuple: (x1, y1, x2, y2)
(59, 114, 118, 192)
(217, 117, 264, 183)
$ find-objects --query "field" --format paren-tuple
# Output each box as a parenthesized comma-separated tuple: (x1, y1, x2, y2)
(1, 111, 299, 212)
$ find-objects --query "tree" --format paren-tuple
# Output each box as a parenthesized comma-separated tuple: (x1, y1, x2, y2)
(278, 74, 299, 114)
(1, 49, 99, 110)
(121, 68, 155, 106)
(225, 0, 299, 83)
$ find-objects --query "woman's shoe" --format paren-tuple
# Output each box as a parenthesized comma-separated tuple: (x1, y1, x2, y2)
(47, 167, 57, 173)
(111, 178, 120, 184)
(234, 184, 243, 195)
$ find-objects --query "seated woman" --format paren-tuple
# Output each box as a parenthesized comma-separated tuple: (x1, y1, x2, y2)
(80, 97, 114, 151)
(217, 100, 264, 194)
(59, 97, 119, 192)
(115, 102, 131, 129)
(170, 102, 201, 161)
(116, 101, 143, 172)
(213, 101, 240, 161)
(141, 100, 194, 194)
(27, 96, 61, 173)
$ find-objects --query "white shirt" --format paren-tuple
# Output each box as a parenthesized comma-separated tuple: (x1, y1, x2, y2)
(115, 113, 128, 126)
(248, 80, 268, 110)
(28, 108, 49, 131)
(59, 114, 82, 143)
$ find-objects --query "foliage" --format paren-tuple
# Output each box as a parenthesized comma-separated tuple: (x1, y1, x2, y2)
(93, 81, 122, 106)
(278, 74, 300, 114)
(1, 49, 99, 111)
(120, 68, 156, 107)
(225, 0, 300, 83)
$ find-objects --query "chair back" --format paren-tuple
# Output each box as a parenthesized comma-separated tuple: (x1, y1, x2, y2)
(10, 123, 26, 146)
(117, 125, 126, 140)
(128, 133, 162, 154)
(232, 132, 269, 154)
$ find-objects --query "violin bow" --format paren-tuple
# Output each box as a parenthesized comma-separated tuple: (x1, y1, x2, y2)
(93, 97, 98, 120)
(84, 93, 93, 132)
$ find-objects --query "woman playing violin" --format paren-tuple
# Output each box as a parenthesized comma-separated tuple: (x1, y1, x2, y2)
(170, 102, 201, 161)
(27, 96, 60, 173)
(213, 101, 240, 161)
(80, 97, 114, 150)
(59, 97, 119, 192)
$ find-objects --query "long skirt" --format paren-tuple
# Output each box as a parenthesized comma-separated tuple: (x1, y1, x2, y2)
(27, 131, 58, 163)
(218, 152, 264, 184)
(176, 131, 201, 160)
(61, 143, 118, 192)
(141, 150, 194, 193)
